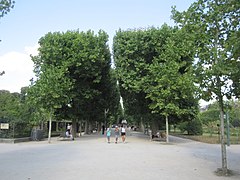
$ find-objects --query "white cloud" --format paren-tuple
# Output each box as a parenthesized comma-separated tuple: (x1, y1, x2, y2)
(0, 45, 38, 93)
(24, 44, 39, 56)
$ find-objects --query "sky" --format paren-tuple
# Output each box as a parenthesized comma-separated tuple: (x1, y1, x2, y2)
(0, 0, 211, 105)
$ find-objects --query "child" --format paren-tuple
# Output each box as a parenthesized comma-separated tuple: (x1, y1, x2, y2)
(106, 128, 111, 143)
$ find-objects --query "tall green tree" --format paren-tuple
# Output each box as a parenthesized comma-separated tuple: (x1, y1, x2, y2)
(52, 30, 114, 133)
(30, 30, 116, 137)
(28, 65, 72, 143)
(145, 27, 198, 142)
(172, 0, 240, 174)
(113, 25, 198, 137)
(113, 27, 162, 130)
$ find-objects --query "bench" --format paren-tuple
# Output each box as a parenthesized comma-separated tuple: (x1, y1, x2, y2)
(58, 132, 74, 141)
(151, 131, 166, 141)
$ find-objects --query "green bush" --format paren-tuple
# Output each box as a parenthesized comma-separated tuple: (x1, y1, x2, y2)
(179, 121, 188, 133)
(179, 119, 203, 135)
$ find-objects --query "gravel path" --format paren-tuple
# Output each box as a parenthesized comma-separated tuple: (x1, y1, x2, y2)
(0, 131, 239, 180)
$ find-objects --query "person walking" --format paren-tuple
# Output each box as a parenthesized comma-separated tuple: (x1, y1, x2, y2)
(120, 125, 126, 143)
(102, 124, 105, 135)
(114, 126, 120, 144)
(106, 128, 111, 143)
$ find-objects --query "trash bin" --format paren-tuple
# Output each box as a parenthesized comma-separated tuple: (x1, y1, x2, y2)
(31, 129, 44, 141)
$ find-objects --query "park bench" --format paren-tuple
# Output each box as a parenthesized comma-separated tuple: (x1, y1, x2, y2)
(151, 130, 166, 141)
(58, 132, 74, 141)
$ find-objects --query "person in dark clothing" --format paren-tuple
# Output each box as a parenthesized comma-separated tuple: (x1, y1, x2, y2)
(102, 125, 105, 135)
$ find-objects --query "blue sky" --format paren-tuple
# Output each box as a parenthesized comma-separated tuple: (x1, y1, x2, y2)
(0, 0, 197, 94)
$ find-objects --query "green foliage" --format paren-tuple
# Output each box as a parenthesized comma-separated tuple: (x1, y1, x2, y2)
(227, 100, 240, 127)
(29, 30, 118, 126)
(0, 89, 34, 138)
(179, 118, 203, 135)
(172, 2, 239, 171)
(146, 28, 198, 118)
(28, 65, 72, 110)
(113, 25, 199, 127)
(113, 26, 165, 124)
(0, 0, 15, 19)
(198, 102, 220, 125)
(0, 90, 20, 121)
(172, 0, 240, 102)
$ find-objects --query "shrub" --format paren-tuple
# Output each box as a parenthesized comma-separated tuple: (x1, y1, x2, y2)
(179, 119, 203, 135)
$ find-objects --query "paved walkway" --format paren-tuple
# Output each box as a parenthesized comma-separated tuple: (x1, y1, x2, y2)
(0, 131, 239, 180)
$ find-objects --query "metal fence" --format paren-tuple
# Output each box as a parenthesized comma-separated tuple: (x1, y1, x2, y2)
(0, 122, 32, 138)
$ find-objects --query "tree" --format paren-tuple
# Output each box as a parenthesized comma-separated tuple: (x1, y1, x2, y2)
(113, 25, 198, 137)
(51, 30, 115, 134)
(172, 0, 240, 175)
(0, 89, 33, 138)
(113, 27, 163, 131)
(27, 65, 72, 143)
(0, 90, 20, 121)
(30, 30, 116, 138)
(145, 27, 198, 142)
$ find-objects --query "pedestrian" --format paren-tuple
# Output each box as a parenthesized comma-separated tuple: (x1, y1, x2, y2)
(102, 124, 105, 135)
(66, 123, 74, 140)
(114, 126, 120, 144)
(106, 128, 111, 143)
(67, 123, 71, 135)
(121, 125, 126, 143)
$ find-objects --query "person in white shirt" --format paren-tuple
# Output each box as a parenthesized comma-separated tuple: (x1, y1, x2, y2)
(120, 125, 126, 143)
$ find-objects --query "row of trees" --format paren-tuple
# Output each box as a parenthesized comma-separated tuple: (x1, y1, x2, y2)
(113, 25, 199, 142)
(1, 30, 122, 140)
(113, 0, 240, 175)
(27, 30, 121, 142)
(0, 0, 239, 174)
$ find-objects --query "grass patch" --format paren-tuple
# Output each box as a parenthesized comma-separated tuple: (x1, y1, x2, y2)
(170, 132, 240, 144)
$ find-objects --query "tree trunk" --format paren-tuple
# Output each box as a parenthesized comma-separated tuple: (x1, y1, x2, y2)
(166, 115, 169, 143)
(151, 119, 158, 135)
(89, 122, 92, 134)
(84, 120, 88, 134)
(104, 108, 109, 128)
(219, 99, 228, 174)
(72, 119, 77, 138)
(97, 121, 101, 133)
(139, 117, 145, 132)
(41, 121, 44, 130)
(79, 121, 82, 136)
(48, 111, 52, 143)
